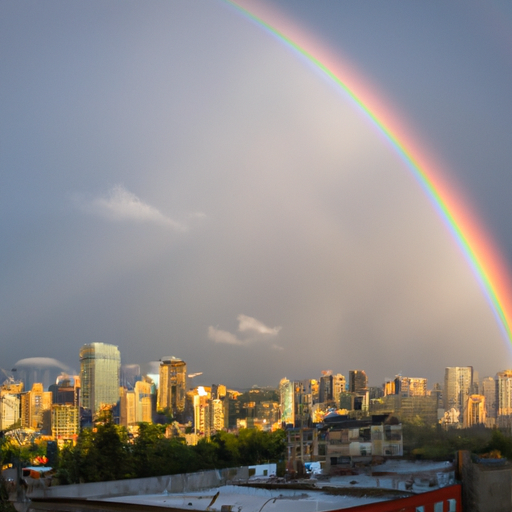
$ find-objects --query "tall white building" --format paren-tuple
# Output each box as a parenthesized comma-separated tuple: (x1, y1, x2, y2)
(444, 367, 473, 416)
(79, 342, 121, 416)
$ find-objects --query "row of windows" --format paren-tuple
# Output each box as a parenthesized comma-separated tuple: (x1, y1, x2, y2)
(416, 499, 456, 512)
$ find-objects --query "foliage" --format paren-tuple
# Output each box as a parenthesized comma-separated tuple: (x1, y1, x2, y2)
(55, 424, 286, 484)
(402, 421, 495, 460)
(155, 407, 175, 424)
(483, 429, 512, 459)
(0, 477, 16, 512)
(55, 417, 133, 483)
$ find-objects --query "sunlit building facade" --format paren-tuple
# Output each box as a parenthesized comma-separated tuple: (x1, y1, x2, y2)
(51, 404, 79, 444)
(79, 342, 121, 416)
(385, 376, 427, 397)
(21, 383, 52, 430)
(464, 394, 486, 427)
(0, 394, 20, 430)
(120, 378, 154, 427)
(496, 370, 512, 417)
(206, 398, 225, 436)
(157, 357, 187, 417)
(332, 374, 346, 406)
(192, 386, 210, 436)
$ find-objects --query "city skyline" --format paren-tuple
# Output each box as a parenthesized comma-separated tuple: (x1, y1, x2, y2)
(2, 1, 512, 388)
(5, 353, 512, 393)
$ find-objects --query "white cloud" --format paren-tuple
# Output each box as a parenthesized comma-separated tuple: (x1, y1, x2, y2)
(237, 314, 282, 335)
(208, 326, 245, 345)
(79, 185, 187, 230)
(14, 357, 74, 372)
(208, 315, 281, 346)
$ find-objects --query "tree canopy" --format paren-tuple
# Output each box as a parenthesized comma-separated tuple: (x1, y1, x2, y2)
(55, 418, 285, 484)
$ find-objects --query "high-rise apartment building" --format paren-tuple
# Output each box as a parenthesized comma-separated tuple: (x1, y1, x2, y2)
(120, 379, 153, 427)
(349, 370, 368, 393)
(319, 374, 333, 403)
(79, 342, 121, 416)
(157, 357, 187, 417)
(279, 378, 295, 426)
(386, 376, 427, 397)
(464, 395, 486, 427)
(443, 367, 473, 415)
(0, 381, 23, 430)
(496, 370, 512, 417)
(481, 376, 497, 420)
(51, 404, 79, 444)
(0, 394, 20, 430)
(192, 386, 210, 436)
(332, 374, 346, 406)
(205, 398, 225, 436)
(20, 383, 52, 429)
(279, 378, 314, 428)
(49, 376, 80, 406)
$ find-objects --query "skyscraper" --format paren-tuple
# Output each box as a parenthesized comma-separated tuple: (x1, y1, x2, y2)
(79, 342, 121, 416)
(349, 370, 368, 393)
(157, 357, 187, 418)
(20, 383, 52, 429)
(496, 370, 512, 418)
(443, 366, 473, 415)
(319, 374, 333, 403)
(332, 374, 346, 406)
(464, 395, 486, 427)
(279, 378, 295, 427)
(481, 376, 497, 421)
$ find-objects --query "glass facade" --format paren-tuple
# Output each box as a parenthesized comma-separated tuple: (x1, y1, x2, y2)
(79, 342, 120, 415)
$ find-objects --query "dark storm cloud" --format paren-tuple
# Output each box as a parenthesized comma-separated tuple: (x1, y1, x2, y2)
(1, 1, 512, 389)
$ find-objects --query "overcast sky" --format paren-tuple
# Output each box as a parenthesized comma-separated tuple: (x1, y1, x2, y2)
(2, 0, 512, 389)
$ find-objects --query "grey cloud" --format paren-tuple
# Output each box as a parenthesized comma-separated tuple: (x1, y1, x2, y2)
(2, 1, 512, 388)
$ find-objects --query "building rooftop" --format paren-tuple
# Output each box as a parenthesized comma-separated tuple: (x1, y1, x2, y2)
(104, 485, 395, 511)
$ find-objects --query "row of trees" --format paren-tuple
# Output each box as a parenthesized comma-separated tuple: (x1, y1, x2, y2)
(54, 419, 285, 484)
(402, 418, 512, 460)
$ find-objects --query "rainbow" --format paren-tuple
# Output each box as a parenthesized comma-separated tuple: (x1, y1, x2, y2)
(225, 0, 512, 343)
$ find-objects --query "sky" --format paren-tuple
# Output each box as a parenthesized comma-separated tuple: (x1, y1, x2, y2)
(2, 0, 512, 389)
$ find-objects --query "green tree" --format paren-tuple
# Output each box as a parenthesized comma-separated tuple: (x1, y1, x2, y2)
(484, 429, 512, 459)
(132, 423, 166, 478)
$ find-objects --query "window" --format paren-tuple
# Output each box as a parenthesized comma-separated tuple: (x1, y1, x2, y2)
(448, 499, 457, 512)
(434, 502, 443, 512)
(415, 507, 424, 512)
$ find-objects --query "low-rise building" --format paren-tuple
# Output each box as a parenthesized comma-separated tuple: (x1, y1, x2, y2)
(323, 414, 403, 474)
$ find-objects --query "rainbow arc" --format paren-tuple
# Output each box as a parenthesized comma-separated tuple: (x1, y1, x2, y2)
(226, 0, 512, 343)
